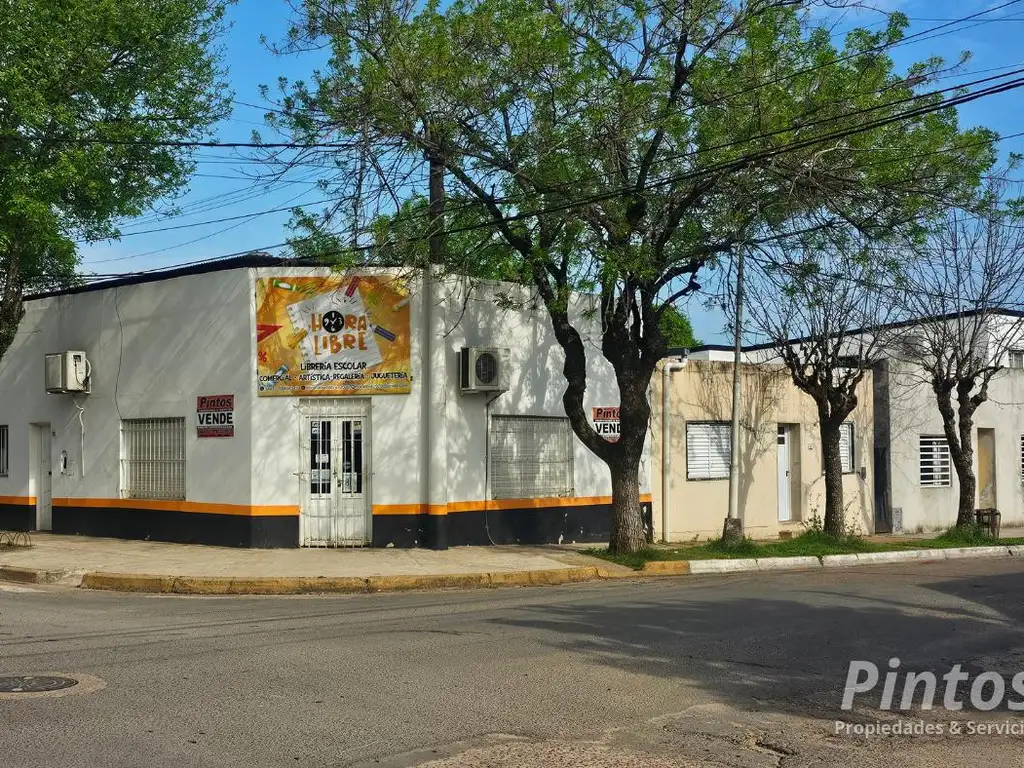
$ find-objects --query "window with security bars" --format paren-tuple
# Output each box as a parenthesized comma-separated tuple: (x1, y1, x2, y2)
(1009, 350, 1024, 369)
(919, 435, 951, 487)
(0, 425, 8, 477)
(686, 422, 731, 480)
(121, 418, 186, 500)
(840, 422, 855, 474)
(1020, 435, 1024, 484)
(489, 415, 574, 499)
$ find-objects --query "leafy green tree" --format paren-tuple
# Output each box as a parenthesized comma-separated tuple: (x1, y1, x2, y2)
(0, 0, 232, 355)
(660, 307, 701, 350)
(268, 0, 994, 552)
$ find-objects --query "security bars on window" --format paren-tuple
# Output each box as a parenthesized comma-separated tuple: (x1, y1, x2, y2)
(489, 415, 574, 499)
(1020, 434, 1024, 483)
(0, 425, 8, 477)
(839, 422, 854, 474)
(686, 422, 731, 480)
(919, 435, 951, 487)
(121, 418, 186, 500)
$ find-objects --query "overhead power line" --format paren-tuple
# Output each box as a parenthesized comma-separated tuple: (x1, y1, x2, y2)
(85, 62, 1024, 255)
(5, 2, 1021, 152)
(85, 73, 1024, 278)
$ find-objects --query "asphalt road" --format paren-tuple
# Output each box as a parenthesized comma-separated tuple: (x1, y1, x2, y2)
(2, 559, 1024, 767)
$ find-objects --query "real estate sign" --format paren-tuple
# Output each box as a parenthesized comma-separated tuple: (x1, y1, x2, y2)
(592, 406, 620, 442)
(255, 275, 412, 396)
(197, 394, 234, 437)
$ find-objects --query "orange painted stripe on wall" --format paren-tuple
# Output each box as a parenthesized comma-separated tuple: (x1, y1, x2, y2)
(0, 495, 36, 506)
(53, 498, 300, 517)
(373, 494, 653, 516)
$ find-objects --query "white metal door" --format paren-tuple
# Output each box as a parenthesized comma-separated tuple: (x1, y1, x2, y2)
(37, 425, 52, 531)
(777, 426, 791, 523)
(300, 405, 370, 546)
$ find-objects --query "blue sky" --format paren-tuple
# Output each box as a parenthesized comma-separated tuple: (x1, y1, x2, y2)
(78, 0, 1024, 344)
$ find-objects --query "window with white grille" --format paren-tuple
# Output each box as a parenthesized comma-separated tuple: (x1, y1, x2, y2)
(840, 422, 855, 474)
(919, 435, 951, 487)
(686, 422, 731, 480)
(489, 415, 574, 499)
(121, 418, 186, 500)
(0, 425, 8, 477)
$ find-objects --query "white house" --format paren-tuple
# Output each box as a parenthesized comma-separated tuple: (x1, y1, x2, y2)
(686, 310, 1024, 535)
(0, 255, 649, 548)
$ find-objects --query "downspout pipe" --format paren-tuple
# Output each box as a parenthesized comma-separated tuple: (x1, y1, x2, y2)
(661, 355, 688, 543)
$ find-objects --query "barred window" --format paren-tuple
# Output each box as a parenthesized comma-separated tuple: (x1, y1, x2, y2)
(1009, 350, 1024, 369)
(489, 415, 574, 499)
(1020, 434, 1024, 483)
(0, 425, 8, 477)
(919, 435, 951, 488)
(686, 422, 731, 480)
(840, 422, 855, 474)
(121, 418, 186, 500)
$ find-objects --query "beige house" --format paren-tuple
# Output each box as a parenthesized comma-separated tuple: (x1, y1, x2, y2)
(651, 355, 874, 542)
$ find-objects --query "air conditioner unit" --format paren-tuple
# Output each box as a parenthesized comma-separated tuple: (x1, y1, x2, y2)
(45, 351, 91, 394)
(460, 347, 510, 393)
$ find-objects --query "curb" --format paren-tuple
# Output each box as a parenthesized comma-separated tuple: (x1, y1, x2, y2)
(5, 545, 1020, 596)
(640, 545, 1021, 576)
(0, 565, 81, 586)
(75, 566, 610, 595)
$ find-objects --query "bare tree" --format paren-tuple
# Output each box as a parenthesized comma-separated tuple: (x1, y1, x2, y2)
(892, 200, 1024, 527)
(746, 245, 900, 536)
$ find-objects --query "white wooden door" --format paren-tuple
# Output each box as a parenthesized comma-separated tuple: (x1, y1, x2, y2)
(300, 403, 370, 546)
(37, 425, 52, 531)
(777, 426, 792, 523)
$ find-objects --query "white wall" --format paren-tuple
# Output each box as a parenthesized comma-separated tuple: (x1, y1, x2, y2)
(0, 264, 648, 544)
(0, 269, 254, 510)
(247, 267, 426, 511)
(436, 279, 633, 506)
(887, 360, 1024, 531)
(248, 269, 645, 513)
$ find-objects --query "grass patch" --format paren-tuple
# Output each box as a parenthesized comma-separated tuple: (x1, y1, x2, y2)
(704, 536, 760, 557)
(934, 523, 996, 546)
(583, 526, 1024, 569)
(584, 529, 880, 567)
(580, 547, 667, 570)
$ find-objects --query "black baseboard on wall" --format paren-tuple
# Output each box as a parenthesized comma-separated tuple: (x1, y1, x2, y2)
(0, 503, 34, 532)
(52, 506, 299, 549)
(372, 502, 652, 548)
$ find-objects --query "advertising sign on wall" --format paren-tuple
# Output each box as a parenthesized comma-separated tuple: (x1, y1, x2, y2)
(197, 394, 235, 437)
(592, 406, 620, 442)
(256, 275, 412, 396)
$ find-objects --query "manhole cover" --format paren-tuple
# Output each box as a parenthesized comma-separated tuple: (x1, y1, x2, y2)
(0, 676, 78, 693)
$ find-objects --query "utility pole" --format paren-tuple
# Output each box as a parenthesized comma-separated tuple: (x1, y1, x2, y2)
(423, 140, 448, 550)
(724, 246, 744, 543)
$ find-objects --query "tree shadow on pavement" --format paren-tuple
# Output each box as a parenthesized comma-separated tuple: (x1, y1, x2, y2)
(489, 570, 1024, 723)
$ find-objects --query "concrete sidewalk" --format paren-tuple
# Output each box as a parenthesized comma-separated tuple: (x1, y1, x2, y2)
(0, 533, 625, 594)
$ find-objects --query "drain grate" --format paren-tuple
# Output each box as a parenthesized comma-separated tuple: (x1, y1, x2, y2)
(0, 676, 78, 693)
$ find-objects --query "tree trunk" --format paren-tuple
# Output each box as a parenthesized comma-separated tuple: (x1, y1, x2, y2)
(955, 466, 976, 527)
(819, 416, 845, 538)
(936, 383, 977, 528)
(609, 451, 645, 553)
(949, 409, 977, 528)
(605, 360, 653, 553)
(536, 289, 654, 555)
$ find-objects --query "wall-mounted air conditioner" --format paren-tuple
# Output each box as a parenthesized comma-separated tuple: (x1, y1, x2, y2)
(45, 351, 91, 394)
(460, 347, 510, 393)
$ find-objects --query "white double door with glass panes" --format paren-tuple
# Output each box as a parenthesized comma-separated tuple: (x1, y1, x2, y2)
(299, 400, 370, 546)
